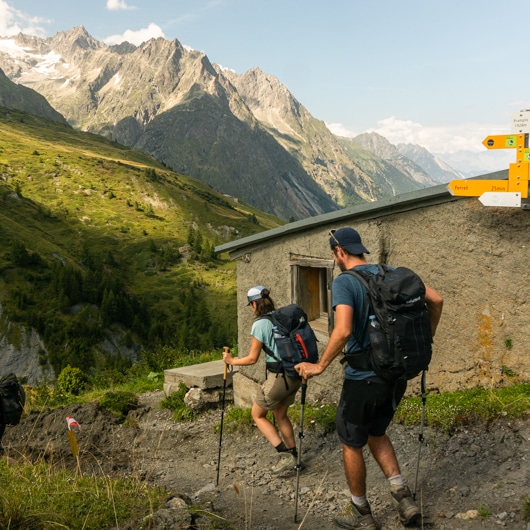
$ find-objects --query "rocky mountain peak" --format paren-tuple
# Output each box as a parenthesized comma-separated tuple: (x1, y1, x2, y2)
(354, 132, 436, 187)
(397, 142, 464, 183)
(50, 25, 102, 53)
(0, 28, 444, 220)
(353, 131, 400, 159)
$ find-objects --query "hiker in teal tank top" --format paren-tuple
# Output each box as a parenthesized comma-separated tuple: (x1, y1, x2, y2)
(222, 286, 302, 474)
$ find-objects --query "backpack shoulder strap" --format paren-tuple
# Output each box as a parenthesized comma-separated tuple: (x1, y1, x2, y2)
(257, 314, 280, 360)
(337, 268, 376, 358)
(340, 268, 374, 318)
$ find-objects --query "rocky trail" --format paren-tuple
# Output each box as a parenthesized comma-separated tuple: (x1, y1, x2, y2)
(2, 391, 530, 529)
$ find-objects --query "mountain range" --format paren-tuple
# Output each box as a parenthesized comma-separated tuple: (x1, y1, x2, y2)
(0, 26, 463, 221)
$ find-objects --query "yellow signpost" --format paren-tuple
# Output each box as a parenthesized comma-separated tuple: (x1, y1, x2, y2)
(447, 178, 508, 196)
(448, 128, 530, 207)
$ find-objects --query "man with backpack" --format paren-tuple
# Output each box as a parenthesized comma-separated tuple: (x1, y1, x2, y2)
(296, 227, 443, 529)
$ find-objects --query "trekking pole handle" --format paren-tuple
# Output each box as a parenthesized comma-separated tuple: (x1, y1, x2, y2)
(223, 346, 229, 379)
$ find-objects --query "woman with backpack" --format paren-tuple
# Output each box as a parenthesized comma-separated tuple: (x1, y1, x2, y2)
(222, 285, 302, 474)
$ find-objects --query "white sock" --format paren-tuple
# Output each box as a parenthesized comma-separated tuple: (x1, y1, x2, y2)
(351, 494, 367, 507)
(389, 474, 404, 491)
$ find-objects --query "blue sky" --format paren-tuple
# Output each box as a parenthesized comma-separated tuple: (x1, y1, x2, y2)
(1, 0, 529, 171)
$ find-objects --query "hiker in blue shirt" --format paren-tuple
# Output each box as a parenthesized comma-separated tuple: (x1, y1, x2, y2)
(296, 227, 443, 530)
(223, 286, 302, 474)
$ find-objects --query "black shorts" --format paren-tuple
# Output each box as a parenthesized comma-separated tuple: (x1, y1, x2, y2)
(336, 377, 406, 448)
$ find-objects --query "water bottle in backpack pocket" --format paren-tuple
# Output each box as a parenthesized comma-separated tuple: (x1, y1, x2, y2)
(367, 315, 392, 370)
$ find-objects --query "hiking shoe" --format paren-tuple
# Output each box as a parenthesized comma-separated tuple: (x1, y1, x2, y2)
(391, 485, 421, 526)
(271, 453, 296, 474)
(333, 501, 377, 529)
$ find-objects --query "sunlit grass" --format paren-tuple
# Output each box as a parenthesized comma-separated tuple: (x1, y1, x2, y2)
(218, 402, 337, 435)
(394, 383, 530, 433)
(218, 383, 530, 437)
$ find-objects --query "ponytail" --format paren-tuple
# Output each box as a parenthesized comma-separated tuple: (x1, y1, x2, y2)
(252, 288, 275, 317)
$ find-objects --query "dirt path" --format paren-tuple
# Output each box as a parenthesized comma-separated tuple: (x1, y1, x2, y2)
(2, 391, 530, 529)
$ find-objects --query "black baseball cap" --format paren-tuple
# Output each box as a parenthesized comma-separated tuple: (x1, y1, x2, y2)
(329, 227, 370, 255)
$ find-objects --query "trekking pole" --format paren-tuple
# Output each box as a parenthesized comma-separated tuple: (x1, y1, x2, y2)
(216, 346, 230, 486)
(413, 370, 427, 500)
(294, 378, 307, 523)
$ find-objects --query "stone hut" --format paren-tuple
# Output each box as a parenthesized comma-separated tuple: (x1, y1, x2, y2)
(215, 171, 530, 407)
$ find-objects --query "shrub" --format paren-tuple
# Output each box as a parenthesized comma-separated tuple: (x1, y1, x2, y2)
(99, 390, 138, 418)
(56, 365, 90, 396)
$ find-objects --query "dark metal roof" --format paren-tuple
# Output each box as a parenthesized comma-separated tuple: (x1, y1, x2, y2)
(215, 170, 509, 257)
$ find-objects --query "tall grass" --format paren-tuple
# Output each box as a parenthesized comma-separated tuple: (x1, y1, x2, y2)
(0, 457, 166, 529)
(0, 348, 225, 528)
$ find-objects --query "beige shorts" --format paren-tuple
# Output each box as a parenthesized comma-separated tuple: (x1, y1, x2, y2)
(254, 374, 302, 410)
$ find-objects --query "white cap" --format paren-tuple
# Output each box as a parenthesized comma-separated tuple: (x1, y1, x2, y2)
(247, 285, 267, 305)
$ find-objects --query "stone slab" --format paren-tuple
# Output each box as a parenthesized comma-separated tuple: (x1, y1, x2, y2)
(164, 360, 237, 391)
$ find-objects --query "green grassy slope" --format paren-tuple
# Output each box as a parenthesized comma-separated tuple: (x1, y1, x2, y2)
(0, 107, 282, 374)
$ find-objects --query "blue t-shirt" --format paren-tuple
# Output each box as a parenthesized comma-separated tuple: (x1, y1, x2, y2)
(332, 264, 379, 380)
(251, 315, 279, 363)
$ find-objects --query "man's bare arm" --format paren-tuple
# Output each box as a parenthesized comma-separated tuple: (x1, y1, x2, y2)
(425, 285, 443, 337)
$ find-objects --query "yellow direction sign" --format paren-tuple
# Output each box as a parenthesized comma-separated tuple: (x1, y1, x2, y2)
(448, 132, 529, 203)
(482, 134, 519, 149)
(447, 179, 508, 197)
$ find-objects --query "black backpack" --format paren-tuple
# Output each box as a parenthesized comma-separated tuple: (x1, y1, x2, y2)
(342, 265, 432, 382)
(261, 304, 319, 380)
(0, 373, 26, 426)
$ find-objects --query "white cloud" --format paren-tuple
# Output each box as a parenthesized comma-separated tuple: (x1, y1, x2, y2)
(371, 117, 491, 154)
(0, 0, 49, 37)
(103, 23, 165, 46)
(217, 64, 236, 73)
(327, 116, 513, 155)
(328, 116, 517, 174)
(326, 122, 357, 138)
(106, 0, 136, 11)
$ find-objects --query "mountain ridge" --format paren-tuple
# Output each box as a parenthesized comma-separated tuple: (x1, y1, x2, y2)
(0, 26, 454, 220)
